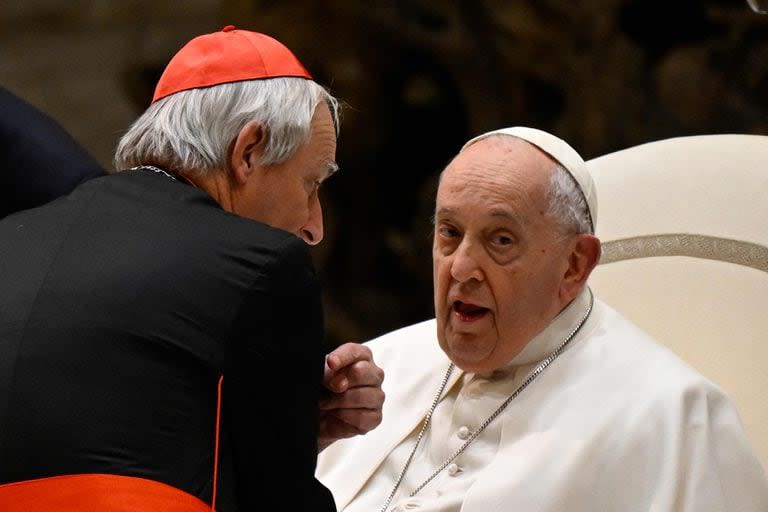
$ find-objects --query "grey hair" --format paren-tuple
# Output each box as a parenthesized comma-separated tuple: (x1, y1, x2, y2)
(113, 77, 340, 175)
(547, 164, 593, 235)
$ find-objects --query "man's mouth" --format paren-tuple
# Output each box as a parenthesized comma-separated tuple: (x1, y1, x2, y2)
(452, 300, 490, 322)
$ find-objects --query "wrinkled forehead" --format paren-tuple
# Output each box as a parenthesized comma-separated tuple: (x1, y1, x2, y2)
(436, 138, 556, 215)
(439, 136, 557, 189)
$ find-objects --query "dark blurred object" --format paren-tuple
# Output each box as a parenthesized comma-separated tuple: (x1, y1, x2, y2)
(747, 0, 768, 13)
(0, 86, 106, 218)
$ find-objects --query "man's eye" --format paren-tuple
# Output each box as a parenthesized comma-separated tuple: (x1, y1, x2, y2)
(493, 234, 514, 246)
(438, 225, 458, 238)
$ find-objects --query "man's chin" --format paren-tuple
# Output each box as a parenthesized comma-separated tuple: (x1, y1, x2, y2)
(449, 357, 496, 375)
(439, 333, 495, 370)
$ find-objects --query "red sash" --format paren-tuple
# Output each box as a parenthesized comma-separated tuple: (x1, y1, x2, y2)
(0, 473, 212, 512)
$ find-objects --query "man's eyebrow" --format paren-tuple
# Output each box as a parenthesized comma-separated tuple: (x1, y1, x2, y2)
(325, 161, 340, 176)
(317, 162, 339, 184)
(489, 209, 520, 221)
(434, 207, 523, 226)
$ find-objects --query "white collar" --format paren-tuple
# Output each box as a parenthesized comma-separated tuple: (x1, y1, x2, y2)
(477, 287, 593, 377)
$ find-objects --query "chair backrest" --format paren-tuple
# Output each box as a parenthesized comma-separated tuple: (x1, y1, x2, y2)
(587, 134, 768, 471)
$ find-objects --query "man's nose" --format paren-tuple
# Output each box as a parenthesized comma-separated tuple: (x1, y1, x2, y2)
(299, 198, 324, 245)
(450, 239, 483, 282)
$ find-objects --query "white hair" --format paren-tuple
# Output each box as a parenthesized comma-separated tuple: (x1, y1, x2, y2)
(547, 164, 593, 235)
(113, 77, 340, 175)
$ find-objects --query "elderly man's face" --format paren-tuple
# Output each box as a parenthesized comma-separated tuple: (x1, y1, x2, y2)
(238, 103, 337, 245)
(432, 137, 573, 374)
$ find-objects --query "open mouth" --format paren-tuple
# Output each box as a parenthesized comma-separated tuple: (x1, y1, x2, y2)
(452, 301, 490, 322)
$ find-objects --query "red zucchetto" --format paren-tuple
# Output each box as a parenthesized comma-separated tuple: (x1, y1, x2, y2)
(152, 25, 312, 104)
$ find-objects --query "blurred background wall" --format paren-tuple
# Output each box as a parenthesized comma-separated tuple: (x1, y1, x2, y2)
(1, 0, 766, 348)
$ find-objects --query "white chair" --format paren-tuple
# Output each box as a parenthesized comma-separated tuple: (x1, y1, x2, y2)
(587, 134, 768, 471)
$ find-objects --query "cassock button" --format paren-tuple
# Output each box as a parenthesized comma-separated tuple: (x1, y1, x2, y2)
(457, 426, 470, 440)
(447, 463, 460, 476)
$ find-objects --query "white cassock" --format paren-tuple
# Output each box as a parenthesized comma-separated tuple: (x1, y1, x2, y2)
(317, 288, 768, 511)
